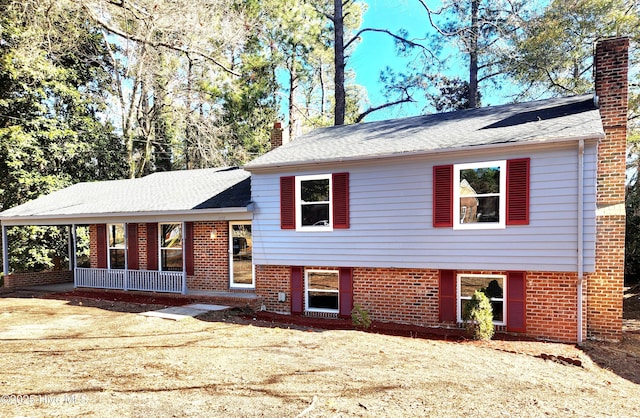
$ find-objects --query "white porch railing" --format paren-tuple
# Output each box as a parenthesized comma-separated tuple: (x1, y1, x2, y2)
(75, 268, 185, 294)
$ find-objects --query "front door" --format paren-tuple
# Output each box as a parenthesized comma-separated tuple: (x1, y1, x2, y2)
(229, 221, 254, 288)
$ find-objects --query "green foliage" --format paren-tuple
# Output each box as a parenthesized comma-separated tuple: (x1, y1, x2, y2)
(425, 76, 478, 112)
(462, 290, 495, 341)
(351, 304, 372, 329)
(626, 179, 640, 284)
(509, 0, 639, 99)
(0, 1, 126, 272)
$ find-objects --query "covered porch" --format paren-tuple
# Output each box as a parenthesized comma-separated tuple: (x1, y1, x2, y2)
(1, 167, 254, 295)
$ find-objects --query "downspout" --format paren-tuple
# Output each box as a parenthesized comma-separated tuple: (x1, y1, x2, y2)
(577, 139, 585, 343)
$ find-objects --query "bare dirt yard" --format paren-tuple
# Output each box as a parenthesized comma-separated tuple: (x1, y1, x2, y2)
(0, 287, 639, 417)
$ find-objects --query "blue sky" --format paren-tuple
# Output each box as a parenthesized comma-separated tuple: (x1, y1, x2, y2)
(350, 0, 548, 122)
(350, 1, 433, 121)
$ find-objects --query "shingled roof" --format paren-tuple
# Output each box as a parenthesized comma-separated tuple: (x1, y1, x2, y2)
(245, 94, 604, 170)
(0, 167, 251, 225)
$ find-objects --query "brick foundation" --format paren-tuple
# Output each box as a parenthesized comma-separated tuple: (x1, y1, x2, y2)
(255, 265, 585, 343)
(4, 270, 73, 288)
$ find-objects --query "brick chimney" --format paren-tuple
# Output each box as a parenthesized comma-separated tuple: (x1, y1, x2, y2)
(588, 37, 629, 341)
(270, 121, 284, 150)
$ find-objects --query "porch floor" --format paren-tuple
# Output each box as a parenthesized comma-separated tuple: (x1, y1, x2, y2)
(2, 283, 262, 310)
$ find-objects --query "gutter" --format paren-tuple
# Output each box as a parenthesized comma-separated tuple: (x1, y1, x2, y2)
(0, 204, 254, 227)
(577, 139, 585, 343)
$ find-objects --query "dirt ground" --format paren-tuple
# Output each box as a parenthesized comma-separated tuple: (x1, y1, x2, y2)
(0, 287, 639, 417)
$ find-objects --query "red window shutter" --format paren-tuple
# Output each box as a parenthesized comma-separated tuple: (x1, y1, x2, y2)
(96, 224, 107, 269)
(507, 271, 526, 333)
(185, 222, 194, 276)
(338, 268, 353, 318)
(290, 266, 304, 314)
(280, 176, 296, 229)
(506, 158, 530, 225)
(433, 165, 453, 227)
(127, 223, 139, 270)
(146, 223, 158, 270)
(332, 173, 350, 229)
(439, 269, 456, 322)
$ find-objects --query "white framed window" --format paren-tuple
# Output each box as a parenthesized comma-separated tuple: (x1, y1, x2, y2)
(108, 223, 126, 269)
(296, 174, 332, 231)
(305, 270, 339, 313)
(453, 160, 506, 229)
(159, 223, 183, 271)
(457, 273, 506, 326)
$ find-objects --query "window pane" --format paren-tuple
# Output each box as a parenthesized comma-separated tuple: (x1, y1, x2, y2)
(460, 166, 500, 194)
(109, 249, 125, 269)
(459, 276, 503, 299)
(308, 271, 339, 291)
(161, 249, 183, 271)
(301, 204, 330, 226)
(308, 292, 339, 310)
(459, 197, 478, 223)
(161, 224, 182, 248)
(491, 301, 504, 322)
(476, 196, 500, 223)
(461, 300, 504, 322)
(301, 179, 329, 202)
(109, 224, 125, 247)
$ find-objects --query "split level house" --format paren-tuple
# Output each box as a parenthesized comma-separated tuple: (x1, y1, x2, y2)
(0, 37, 629, 343)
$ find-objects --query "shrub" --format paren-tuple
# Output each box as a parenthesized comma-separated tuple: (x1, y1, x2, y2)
(462, 290, 494, 341)
(351, 304, 372, 329)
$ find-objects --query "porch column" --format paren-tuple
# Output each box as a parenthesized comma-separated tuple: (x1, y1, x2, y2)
(181, 221, 187, 295)
(70, 225, 77, 288)
(2, 225, 8, 278)
(123, 223, 129, 291)
(68, 225, 74, 271)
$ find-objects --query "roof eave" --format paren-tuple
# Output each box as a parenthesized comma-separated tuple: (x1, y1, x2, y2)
(244, 133, 604, 172)
(0, 205, 254, 226)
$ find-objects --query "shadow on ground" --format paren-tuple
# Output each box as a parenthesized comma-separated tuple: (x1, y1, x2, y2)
(579, 285, 640, 385)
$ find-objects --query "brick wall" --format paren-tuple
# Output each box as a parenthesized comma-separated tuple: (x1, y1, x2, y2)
(189, 221, 229, 291)
(89, 224, 98, 268)
(255, 265, 583, 342)
(353, 268, 440, 325)
(526, 272, 580, 342)
(138, 223, 148, 270)
(589, 37, 629, 342)
(256, 264, 291, 313)
(4, 270, 73, 288)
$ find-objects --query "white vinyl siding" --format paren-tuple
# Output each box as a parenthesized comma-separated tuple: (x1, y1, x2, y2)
(251, 142, 597, 273)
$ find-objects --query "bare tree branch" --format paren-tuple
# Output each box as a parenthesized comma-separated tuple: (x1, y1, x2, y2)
(344, 27, 428, 52)
(355, 96, 415, 123)
(82, 4, 241, 77)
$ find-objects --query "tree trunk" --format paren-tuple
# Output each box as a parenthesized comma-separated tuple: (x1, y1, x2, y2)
(468, 0, 479, 109)
(334, 0, 346, 125)
(288, 52, 298, 141)
(185, 57, 193, 170)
